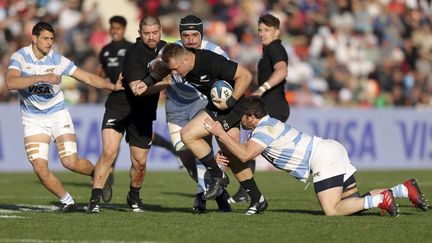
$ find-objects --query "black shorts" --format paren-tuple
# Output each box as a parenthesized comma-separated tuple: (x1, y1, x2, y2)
(205, 97, 245, 131)
(102, 105, 153, 149)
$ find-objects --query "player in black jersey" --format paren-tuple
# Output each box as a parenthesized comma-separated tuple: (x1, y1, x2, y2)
(161, 43, 268, 214)
(95, 16, 176, 204)
(86, 16, 168, 214)
(230, 13, 292, 203)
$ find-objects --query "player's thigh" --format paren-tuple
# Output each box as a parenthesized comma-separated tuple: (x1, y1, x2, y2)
(181, 110, 212, 140)
(316, 184, 344, 212)
(129, 145, 150, 166)
(24, 134, 51, 165)
(101, 128, 124, 155)
(166, 101, 189, 151)
(126, 119, 152, 164)
(51, 109, 76, 140)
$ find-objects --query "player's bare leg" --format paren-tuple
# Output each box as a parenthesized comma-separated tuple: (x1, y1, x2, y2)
(25, 134, 76, 212)
(126, 146, 149, 212)
(86, 129, 123, 213)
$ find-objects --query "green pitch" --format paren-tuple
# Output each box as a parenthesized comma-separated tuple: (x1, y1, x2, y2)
(0, 170, 431, 242)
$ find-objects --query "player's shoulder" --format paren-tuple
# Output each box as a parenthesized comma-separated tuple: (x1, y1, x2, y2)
(202, 40, 229, 59)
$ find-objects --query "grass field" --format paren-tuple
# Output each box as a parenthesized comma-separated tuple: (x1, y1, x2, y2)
(0, 170, 431, 243)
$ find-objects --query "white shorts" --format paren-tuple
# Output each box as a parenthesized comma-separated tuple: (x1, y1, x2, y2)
(309, 138, 357, 183)
(166, 98, 208, 151)
(22, 109, 75, 140)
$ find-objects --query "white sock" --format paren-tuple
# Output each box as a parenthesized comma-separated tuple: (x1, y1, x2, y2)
(363, 194, 383, 209)
(196, 160, 207, 194)
(391, 184, 408, 198)
(60, 192, 75, 205)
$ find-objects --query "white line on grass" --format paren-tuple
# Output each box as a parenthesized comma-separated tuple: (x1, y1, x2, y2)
(0, 215, 26, 219)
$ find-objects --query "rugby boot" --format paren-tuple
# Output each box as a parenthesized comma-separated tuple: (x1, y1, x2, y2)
(204, 174, 229, 200)
(127, 194, 145, 212)
(57, 203, 77, 213)
(85, 198, 100, 214)
(403, 179, 428, 211)
(101, 173, 113, 203)
(192, 192, 206, 214)
(245, 195, 268, 215)
(228, 186, 250, 204)
(215, 188, 232, 212)
(378, 189, 399, 217)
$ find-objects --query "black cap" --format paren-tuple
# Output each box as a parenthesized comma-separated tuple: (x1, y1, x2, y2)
(179, 15, 203, 37)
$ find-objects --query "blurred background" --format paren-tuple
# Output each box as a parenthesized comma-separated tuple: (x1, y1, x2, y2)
(2, 0, 432, 107)
(1, 0, 432, 171)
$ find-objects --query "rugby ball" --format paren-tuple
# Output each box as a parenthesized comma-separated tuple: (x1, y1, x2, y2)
(210, 80, 233, 102)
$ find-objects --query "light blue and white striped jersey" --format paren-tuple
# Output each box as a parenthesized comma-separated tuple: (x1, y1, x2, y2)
(8, 44, 77, 116)
(166, 40, 229, 105)
(250, 116, 316, 183)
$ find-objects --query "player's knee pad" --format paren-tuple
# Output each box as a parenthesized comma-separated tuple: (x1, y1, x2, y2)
(25, 142, 49, 161)
(57, 141, 77, 158)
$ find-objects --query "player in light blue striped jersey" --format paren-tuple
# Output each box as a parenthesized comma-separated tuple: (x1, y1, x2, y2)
(165, 15, 231, 213)
(205, 96, 428, 216)
(6, 22, 123, 212)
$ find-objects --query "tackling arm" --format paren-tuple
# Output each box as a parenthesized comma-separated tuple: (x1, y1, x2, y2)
(203, 117, 264, 162)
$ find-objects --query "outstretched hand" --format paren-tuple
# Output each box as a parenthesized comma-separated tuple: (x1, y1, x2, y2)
(113, 72, 125, 91)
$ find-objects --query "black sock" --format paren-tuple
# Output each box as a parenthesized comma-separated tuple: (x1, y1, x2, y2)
(91, 188, 102, 201)
(240, 178, 262, 203)
(249, 159, 256, 173)
(152, 133, 176, 155)
(199, 152, 222, 178)
(129, 184, 141, 199)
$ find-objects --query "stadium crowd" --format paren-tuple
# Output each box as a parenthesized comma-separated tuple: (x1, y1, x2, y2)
(1, 0, 432, 108)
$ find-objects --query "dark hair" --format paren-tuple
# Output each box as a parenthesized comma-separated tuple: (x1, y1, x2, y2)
(179, 14, 203, 37)
(161, 43, 190, 64)
(32, 22, 54, 36)
(258, 13, 280, 29)
(109, 15, 127, 27)
(244, 96, 268, 119)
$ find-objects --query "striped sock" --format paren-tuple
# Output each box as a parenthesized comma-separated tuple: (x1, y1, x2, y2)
(391, 184, 408, 198)
(60, 192, 75, 205)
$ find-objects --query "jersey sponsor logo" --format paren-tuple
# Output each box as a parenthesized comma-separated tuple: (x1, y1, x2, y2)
(106, 119, 116, 126)
(117, 49, 127, 56)
(222, 120, 229, 130)
(45, 67, 55, 73)
(200, 75, 209, 82)
(28, 85, 53, 95)
(63, 124, 70, 129)
(107, 57, 119, 67)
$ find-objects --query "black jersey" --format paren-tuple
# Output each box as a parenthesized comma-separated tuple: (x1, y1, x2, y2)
(257, 39, 290, 122)
(184, 49, 238, 110)
(122, 38, 167, 121)
(99, 39, 132, 108)
(99, 39, 132, 84)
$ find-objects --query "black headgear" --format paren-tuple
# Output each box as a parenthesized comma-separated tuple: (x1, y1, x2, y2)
(179, 15, 203, 37)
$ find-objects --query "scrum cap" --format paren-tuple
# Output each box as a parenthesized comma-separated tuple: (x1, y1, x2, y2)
(179, 15, 203, 37)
